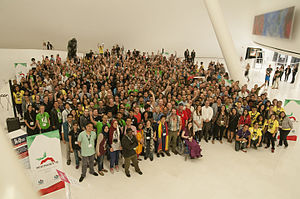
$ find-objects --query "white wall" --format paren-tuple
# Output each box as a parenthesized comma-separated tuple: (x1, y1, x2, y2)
(0, 0, 262, 59)
(252, 0, 300, 56)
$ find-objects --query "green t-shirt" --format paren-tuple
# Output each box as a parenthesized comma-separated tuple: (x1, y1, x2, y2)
(78, 131, 96, 157)
(56, 109, 62, 123)
(96, 121, 111, 136)
(36, 112, 50, 130)
(118, 119, 126, 127)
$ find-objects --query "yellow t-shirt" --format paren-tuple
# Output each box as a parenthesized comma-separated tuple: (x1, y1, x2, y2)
(249, 111, 260, 125)
(266, 119, 279, 134)
(13, 90, 24, 104)
(99, 46, 104, 54)
(249, 127, 262, 140)
(274, 106, 285, 116)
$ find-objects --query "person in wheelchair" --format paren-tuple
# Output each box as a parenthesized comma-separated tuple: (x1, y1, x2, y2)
(181, 120, 202, 159)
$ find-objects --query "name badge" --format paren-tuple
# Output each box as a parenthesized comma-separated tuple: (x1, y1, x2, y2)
(75, 141, 78, 145)
(30, 122, 34, 126)
(221, 121, 224, 125)
(146, 136, 150, 140)
(88, 144, 93, 148)
(42, 123, 47, 127)
(163, 133, 166, 136)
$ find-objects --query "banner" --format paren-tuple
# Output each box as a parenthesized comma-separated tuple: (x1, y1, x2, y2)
(8, 129, 30, 169)
(27, 130, 65, 195)
(283, 99, 300, 141)
(14, 63, 28, 82)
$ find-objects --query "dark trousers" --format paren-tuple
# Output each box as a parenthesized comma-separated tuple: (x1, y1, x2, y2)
(266, 131, 276, 149)
(124, 154, 141, 175)
(97, 155, 105, 171)
(202, 121, 211, 140)
(110, 150, 119, 168)
(168, 130, 178, 152)
(291, 73, 296, 83)
(213, 125, 226, 141)
(195, 130, 202, 142)
(144, 143, 153, 160)
(74, 149, 80, 166)
(81, 155, 95, 177)
(235, 140, 247, 151)
(279, 129, 290, 147)
(285, 73, 290, 81)
(16, 104, 23, 117)
(251, 139, 259, 148)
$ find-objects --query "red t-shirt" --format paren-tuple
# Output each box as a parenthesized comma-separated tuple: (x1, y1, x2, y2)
(177, 110, 188, 130)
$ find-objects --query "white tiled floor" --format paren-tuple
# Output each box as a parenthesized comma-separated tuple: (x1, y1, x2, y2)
(43, 67, 300, 199)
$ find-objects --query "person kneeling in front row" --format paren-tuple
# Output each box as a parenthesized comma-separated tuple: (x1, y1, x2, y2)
(235, 124, 251, 153)
(121, 128, 143, 178)
(249, 122, 262, 149)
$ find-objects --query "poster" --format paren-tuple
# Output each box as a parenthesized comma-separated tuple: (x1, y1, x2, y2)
(8, 129, 30, 169)
(27, 130, 65, 195)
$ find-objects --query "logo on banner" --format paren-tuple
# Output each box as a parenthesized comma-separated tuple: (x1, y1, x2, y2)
(36, 152, 58, 169)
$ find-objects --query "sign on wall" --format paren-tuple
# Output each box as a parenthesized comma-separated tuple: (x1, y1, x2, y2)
(27, 130, 65, 195)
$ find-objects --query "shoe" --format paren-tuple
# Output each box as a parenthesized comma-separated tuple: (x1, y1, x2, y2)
(173, 151, 178, 155)
(241, 149, 247, 153)
(67, 160, 71, 165)
(94, 161, 97, 166)
(208, 137, 211, 140)
(110, 168, 114, 174)
(161, 153, 165, 157)
(165, 151, 171, 156)
(212, 140, 215, 144)
(284, 146, 288, 149)
(144, 156, 147, 160)
(102, 169, 108, 173)
(205, 139, 208, 143)
(220, 140, 223, 144)
(156, 153, 160, 158)
(137, 171, 143, 175)
(115, 165, 119, 172)
(98, 171, 104, 176)
(78, 157, 82, 161)
(79, 176, 84, 182)
(150, 157, 153, 161)
(122, 164, 125, 168)
(91, 172, 98, 176)
(265, 146, 269, 149)
(271, 149, 275, 153)
(277, 144, 282, 147)
(76, 165, 79, 169)
(126, 173, 131, 178)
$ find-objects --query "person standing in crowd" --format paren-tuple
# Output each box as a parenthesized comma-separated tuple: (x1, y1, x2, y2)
(167, 108, 181, 154)
(50, 101, 62, 134)
(249, 107, 260, 127)
(227, 108, 239, 143)
(244, 63, 250, 82)
(69, 122, 81, 169)
(265, 71, 271, 87)
(291, 65, 298, 84)
(143, 120, 155, 161)
(278, 112, 293, 148)
(238, 109, 251, 130)
(62, 103, 72, 123)
(78, 122, 98, 182)
(177, 103, 188, 131)
(279, 65, 284, 81)
(96, 125, 109, 176)
(191, 50, 196, 63)
(24, 105, 37, 136)
(272, 67, 280, 89)
(135, 123, 144, 160)
(284, 65, 291, 82)
(157, 115, 170, 157)
(235, 124, 251, 152)
(212, 105, 229, 144)
(121, 128, 143, 178)
(265, 114, 279, 153)
(62, 114, 73, 165)
(193, 105, 203, 142)
(13, 86, 24, 118)
(184, 49, 189, 61)
(202, 100, 213, 142)
(249, 122, 262, 149)
(108, 120, 122, 173)
(36, 105, 51, 133)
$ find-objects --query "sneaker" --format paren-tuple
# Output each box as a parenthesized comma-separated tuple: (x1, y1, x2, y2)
(110, 168, 114, 174)
(76, 165, 79, 169)
(102, 169, 108, 173)
(126, 173, 131, 178)
(165, 151, 171, 156)
(220, 140, 223, 144)
(137, 171, 143, 175)
(144, 156, 147, 160)
(157, 153, 160, 158)
(205, 139, 208, 143)
(91, 172, 98, 176)
(241, 149, 247, 153)
(115, 165, 119, 172)
(98, 171, 104, 176)
(150, 157, 153, 161)
(265, 146, 269, 149)
(271, 149, 275, 153)
(161, 153, 165, 157)
(67, 160, 71, 165)
(79, 176, 84, 182)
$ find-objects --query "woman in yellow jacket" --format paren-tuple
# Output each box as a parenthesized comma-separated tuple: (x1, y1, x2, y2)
(264, 114, 279, 153)
(136, 123, 144, 160)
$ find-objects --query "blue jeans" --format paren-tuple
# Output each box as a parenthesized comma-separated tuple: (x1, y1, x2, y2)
(110, 150, 119, 168)
(74, 149, 80, 166)
(97, 155, 105, 171)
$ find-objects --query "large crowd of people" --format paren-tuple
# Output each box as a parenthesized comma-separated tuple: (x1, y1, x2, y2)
(11, 45, 294, 182)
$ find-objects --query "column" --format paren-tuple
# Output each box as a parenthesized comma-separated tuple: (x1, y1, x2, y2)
(204, 0, 244, 81)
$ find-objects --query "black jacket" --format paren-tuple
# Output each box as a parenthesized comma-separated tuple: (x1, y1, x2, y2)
(121, 135, 138, 158)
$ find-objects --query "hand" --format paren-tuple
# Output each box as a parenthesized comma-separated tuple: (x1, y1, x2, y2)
(97, 152, 100, 157)
(205, 119, 209, 122)
(52, 126, 55, 130)
(70, 148, 74, 153)
(256, 143, 260, 147)
(119, 146, 122, 150)
(110, 148, 114, 152)
(63, 140, 66, 144)
(177, 132, 180, 136)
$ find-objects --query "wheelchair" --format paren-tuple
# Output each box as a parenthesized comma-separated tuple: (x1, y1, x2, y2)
(176, 136, 190, 161)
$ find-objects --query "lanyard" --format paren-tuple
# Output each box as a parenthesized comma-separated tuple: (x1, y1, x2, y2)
(86, 133, 92, 144)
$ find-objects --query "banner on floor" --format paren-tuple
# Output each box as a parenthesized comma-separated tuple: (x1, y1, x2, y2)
(14, 63, 28, 81)
(27, 130, 65, 195)
(8, 129, 30, 169)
